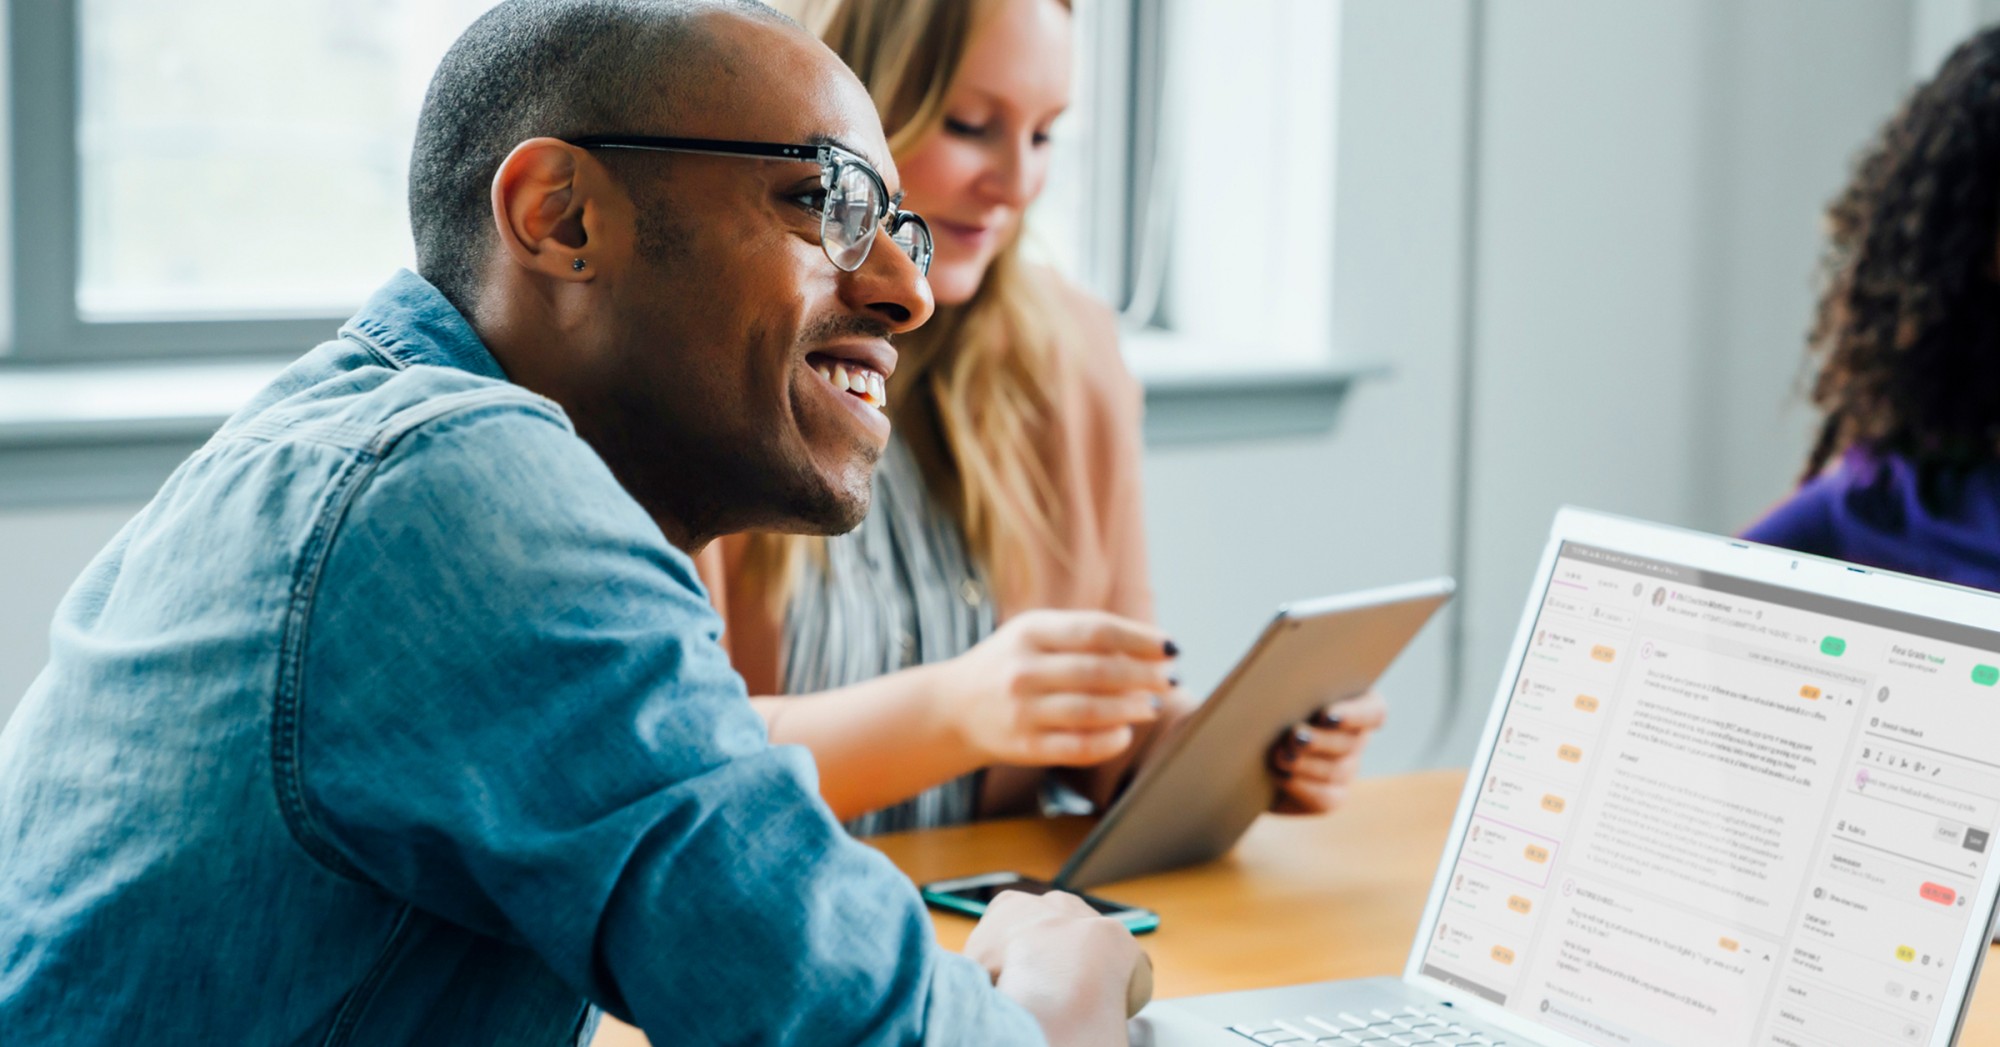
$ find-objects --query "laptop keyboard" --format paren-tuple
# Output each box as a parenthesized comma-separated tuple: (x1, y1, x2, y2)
(1229, 1005, 1506, 1046)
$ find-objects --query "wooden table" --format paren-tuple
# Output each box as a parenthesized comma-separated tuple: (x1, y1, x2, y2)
(594, 770, 2000, 1044)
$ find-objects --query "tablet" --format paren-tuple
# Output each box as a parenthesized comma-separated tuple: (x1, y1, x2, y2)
(1053, 578, 1455, 890)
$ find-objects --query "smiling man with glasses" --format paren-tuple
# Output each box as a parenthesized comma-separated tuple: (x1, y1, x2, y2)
(0, 2, 1142, 1046)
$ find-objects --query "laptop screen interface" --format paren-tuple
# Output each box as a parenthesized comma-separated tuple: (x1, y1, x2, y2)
(1419, 542, 2000, 1046)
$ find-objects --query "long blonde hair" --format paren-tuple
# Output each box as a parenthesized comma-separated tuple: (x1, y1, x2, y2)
(744, 0, 1075, 610)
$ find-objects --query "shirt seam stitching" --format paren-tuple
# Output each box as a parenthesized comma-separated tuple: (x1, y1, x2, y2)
(268, 390, 574, 884)
(318, 903, 419, 1046)
(269, 441, 378, 881)
(340, 319, 415, 372)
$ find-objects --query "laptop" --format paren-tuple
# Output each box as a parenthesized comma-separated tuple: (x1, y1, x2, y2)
(1134, 507, 2000, 1047)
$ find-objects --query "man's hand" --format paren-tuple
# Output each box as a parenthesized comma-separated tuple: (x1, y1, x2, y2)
(963, 889, 1146, 1046)
(1267, 690, 1387, 814)
(941, 610, 1177, 767)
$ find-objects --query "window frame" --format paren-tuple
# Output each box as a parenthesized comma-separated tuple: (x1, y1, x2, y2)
(6, 0, 351, 364)
(0, 0, 1425, 446)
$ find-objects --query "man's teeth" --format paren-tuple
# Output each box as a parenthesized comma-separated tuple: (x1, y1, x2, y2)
(814, 361, 888, 411)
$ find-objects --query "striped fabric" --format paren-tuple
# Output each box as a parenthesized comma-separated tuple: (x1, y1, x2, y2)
(780, 433, 996, 836)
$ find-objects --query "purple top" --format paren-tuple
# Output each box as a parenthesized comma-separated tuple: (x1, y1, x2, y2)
(1742, 447, 2000, 592)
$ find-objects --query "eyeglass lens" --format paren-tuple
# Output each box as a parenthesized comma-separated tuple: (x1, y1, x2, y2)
(821, 158, 931, 274)
(889, 217, 931, 275)
(823, 161, 877, 270)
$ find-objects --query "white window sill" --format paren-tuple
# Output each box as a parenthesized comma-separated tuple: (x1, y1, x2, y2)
(1123, 329, 1387, 444)
(0, 343, 1385, 507)
(0, 358, 284, 447)
(0, 359, 285, 509)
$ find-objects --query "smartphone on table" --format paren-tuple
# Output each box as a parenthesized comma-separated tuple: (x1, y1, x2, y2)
(920, 871, 1160, 935)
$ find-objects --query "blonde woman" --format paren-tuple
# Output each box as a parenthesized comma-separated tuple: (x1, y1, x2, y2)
(695, 0, 1385, 833)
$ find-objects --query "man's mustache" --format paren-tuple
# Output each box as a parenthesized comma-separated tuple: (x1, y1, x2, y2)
(800, 315, 895, 344)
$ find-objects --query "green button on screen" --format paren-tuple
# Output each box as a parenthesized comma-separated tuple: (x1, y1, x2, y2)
(1975, 665, 1998, 687)
(1821, 636, 1847, 657)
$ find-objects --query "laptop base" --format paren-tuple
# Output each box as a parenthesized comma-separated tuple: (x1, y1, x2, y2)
(1132, 976, 1516, 1045)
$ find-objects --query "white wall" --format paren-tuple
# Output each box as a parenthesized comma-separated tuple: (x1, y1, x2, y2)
(1914, 0, 2000, 76)
(1699, 2, 1919, 529)
(1454, 2, 1716, 762)
(1444, 0, 1915, 763)
(1142, 0, 1471, 776)
(0, 1, 1935, 778)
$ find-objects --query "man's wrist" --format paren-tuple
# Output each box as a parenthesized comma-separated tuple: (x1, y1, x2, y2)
(998, 969, 1128, 1047)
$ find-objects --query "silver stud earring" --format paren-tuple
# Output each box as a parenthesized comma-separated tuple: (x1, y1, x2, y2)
(571, 258, 587, 272)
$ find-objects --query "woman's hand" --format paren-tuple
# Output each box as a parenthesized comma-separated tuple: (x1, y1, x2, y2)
(941, 609, 1178, 768)
(1266, 690, 1388, 814)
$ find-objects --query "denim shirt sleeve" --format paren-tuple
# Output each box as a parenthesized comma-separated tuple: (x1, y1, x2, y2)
(289, 402, 1044, 1046)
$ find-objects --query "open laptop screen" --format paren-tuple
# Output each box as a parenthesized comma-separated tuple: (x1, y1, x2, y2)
(1419, 540, 2000, 1046)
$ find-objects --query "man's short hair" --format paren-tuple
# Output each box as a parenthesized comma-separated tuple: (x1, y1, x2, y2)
(408, 0, 789, 315)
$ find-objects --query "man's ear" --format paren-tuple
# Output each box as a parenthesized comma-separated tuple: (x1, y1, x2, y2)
(490, 137, 626, 280)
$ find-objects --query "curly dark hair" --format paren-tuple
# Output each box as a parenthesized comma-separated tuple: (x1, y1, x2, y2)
(1803, 26, 2000, 505)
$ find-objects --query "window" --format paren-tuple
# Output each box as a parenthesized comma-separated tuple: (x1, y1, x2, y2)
(8, 0, 1342, 378)
(9, 1, 500, 360)
(1028, 0, 1342, 378)
(76, 1, 499, 322)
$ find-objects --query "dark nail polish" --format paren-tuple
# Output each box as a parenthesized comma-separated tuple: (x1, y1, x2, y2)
(1311, 709, 1344, 730)
(1167, 673, 1182, 689)
(1293, 727, 1314, 747)
(1163, 638, 1180, 657)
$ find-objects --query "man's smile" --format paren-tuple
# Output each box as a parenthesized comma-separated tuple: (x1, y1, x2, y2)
(801, 349, 893, 446)
(805, 352, 888, 411)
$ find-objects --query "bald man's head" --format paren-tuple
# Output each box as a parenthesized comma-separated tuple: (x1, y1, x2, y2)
(400, 0, 932, 551)
(408, 0, 793, 314)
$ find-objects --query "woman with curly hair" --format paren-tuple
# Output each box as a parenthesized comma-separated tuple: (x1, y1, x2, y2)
(1745, 27, 2000, 589)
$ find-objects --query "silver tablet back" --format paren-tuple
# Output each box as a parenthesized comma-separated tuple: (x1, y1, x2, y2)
(1055, 578, 1455, 890)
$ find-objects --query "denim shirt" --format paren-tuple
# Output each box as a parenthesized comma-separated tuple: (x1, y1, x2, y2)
(0, 271, 1044, 1046)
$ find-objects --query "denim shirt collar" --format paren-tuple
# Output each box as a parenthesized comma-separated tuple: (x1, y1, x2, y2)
(339, 269, 508, 382)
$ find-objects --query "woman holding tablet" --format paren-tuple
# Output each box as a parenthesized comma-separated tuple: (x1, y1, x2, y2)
(1745, 26, 2000, 591)
(694, 0, 1384, 834)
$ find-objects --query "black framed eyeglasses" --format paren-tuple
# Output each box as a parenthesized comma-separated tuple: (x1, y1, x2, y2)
(567, 135, 933, 277)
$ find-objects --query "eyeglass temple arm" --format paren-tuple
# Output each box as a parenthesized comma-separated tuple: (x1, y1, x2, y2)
(568, 135, 909, 215)
(566, 135, 826, 165)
